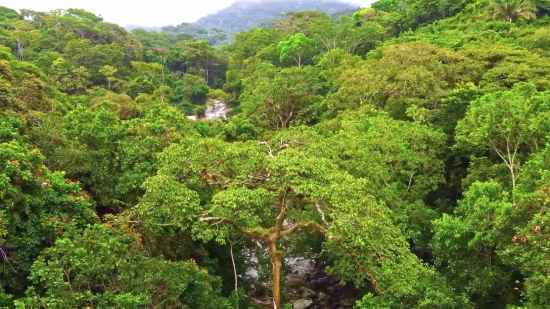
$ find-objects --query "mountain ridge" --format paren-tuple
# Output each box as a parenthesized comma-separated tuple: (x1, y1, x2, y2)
(194, 0, 360, 32)
(124, 0, 363, 45)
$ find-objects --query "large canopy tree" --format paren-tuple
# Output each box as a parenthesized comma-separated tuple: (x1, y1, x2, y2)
(134, 127, 437, 308)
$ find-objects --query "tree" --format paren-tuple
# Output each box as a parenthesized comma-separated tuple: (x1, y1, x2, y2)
(177, 40, 224, 85)
(126, 77, 155, 99)
(79, 43, 125, 85)
(0, 117, 96, 297)
(0, 6, 19, 22)
(135, 125, 453, 308)
(317, 111, 446, 244)
(240, 63, 321, 128)
(274, 11, 331, 35)
(153, 85, 173, 104)
(8, 20, 39, 61)
(223, 28, 285, 64)
(99, 65, 118, 90)
(16, 223, 232, 308)
(328, 189, 472, 309)
(277, 33, 313, 67)
(0, 60, 16, 114)
(325, 41, 478, 119)
(89, 92, 137, 120)
(455, 83, 550, 192)
(502, 142, 550, 308)
(352, 7, 377, 26)
(132, 128, 367, 308)
(54, 102, 197, 212)
(308, 16, 382, 55)
(137, 130, 325, 308)
(487, 0, 537, 22)
(131, 61, 164, 87)
(431, 182, 517, 306)
(49, 58, 91, 94)
(457, 44, 550, 92)
(172, 74, 210, 105)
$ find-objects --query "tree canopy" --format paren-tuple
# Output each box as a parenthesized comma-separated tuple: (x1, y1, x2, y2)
(1, 1, 550, 308)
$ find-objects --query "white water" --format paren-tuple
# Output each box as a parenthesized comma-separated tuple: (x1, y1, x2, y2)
(187, 99, 230, 121)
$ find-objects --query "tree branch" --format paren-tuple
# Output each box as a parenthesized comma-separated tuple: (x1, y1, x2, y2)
(315, 202, 328, 225)
(199, 216, 267, 240)
(0, 246, 20, 274)
(228, 238, 240, 307)
(279, 221, 328, 238)
(259, 141, 274, 158)
(274, 187, 291, 237)
(402, 174, 414, 199)
(122, 220, 176, 227)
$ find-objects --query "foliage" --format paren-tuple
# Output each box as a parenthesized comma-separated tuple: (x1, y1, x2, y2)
(240, 64, 321, 128)
(15, 223, 231, 309)
(3, 1, 550, 308)
(194, 0, 357, 33)
(0, 117, 97, 295)
(487, 0, 538, 22)
(277, 33, 314, 66)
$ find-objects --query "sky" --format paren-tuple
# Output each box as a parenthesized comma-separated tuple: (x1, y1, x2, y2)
(0, 0, 374, 27)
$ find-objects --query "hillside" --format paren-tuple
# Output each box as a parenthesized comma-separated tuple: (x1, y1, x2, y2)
(5, 0, 550, 309)
(194, 0, 359, 32)
(125, 1, 361, 46)
(161, 22, 231, 46)
(124, 24, 163, 32)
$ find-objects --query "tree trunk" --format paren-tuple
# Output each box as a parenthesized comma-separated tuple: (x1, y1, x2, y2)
(16, 38, 24, 61)
(269, 241, 283, 309)
(230, 240, 239, 309)
(509, 164, 516, 189)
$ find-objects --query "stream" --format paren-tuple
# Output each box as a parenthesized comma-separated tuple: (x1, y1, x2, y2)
(187, 99, 230, 121)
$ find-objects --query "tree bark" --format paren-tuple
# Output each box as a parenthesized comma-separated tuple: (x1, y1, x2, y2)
(269, 240, 283, 309)
(230, 239, 239, 309)
(16, 38, 24, 61)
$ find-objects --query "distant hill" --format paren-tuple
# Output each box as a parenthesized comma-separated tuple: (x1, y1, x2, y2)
(124, 25, 163, 32)
(194, 0, 359, 33)
(162, 23, 231, 46)
(330, 7, 359, 21)
(123, 23, 230, 46)
(124, 1, 361, 46)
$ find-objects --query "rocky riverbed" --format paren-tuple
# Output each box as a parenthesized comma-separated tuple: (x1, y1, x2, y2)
(285, 269, 362, 309)
(248, 263, 362, 309)
(242, 223, 361, 308)
(187, 99, 230, 121)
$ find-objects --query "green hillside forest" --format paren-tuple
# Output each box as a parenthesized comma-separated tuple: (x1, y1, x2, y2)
(2, 0, 550, 308)
(194, 0, 358, 33)
(127, 0, 360, 47)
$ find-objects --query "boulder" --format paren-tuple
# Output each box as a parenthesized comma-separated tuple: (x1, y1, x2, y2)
(318, 292, 329, 300)
(299, 287, 316, 299)
(340, 299, 352, 307)
(293, 298, 313, 309)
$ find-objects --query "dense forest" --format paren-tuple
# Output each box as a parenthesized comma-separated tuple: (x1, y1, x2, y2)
(2, 0, 550, 308)
(194, 0, 358, 33)
(126, 0, 360, 47)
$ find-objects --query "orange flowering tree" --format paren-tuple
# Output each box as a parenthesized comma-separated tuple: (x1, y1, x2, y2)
(0, 117, 96, 299)
(15, 223, 231, 309)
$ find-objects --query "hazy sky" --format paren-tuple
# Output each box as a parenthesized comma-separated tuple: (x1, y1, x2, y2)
(0, 0, 374, 27)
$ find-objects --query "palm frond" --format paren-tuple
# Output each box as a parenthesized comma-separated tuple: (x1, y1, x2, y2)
(487, 0, 537, 22)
